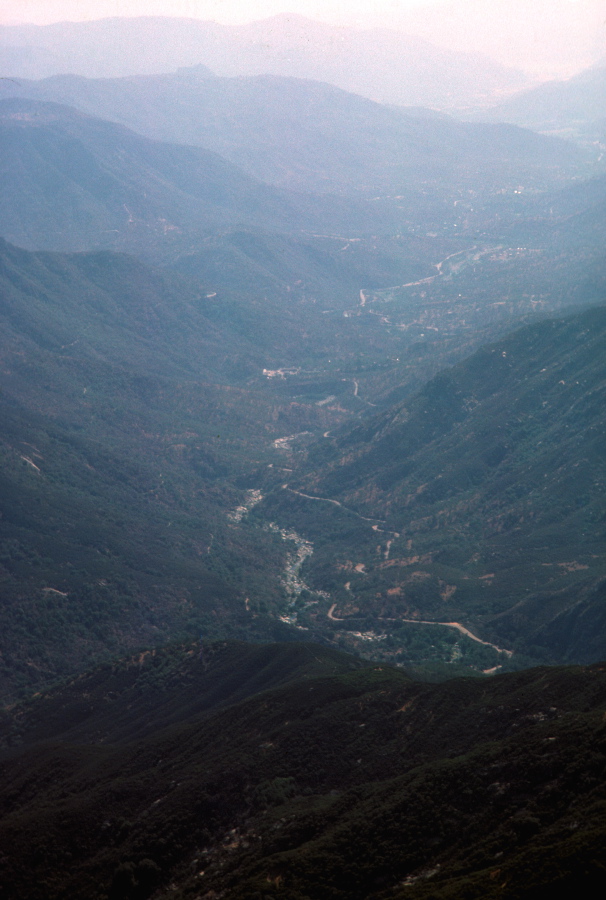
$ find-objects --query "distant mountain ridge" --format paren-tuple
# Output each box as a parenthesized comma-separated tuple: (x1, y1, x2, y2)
(474, 65, 606, 146)
(0, 76, 587, 205)
(0, 13, 530, 109)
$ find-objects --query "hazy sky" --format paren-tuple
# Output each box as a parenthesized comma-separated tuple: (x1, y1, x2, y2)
(1, 1, 444, 28)
(0, 0, 573, 27)
(1, 0, 603, 77)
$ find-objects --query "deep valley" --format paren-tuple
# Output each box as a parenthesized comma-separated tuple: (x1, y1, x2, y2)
(0, 8, 605, 897)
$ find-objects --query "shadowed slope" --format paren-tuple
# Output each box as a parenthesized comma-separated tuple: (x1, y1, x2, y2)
(0, 642, 604, 899)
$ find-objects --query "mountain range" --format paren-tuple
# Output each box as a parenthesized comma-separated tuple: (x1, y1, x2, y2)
(0, 53, 604, 697)
(0, 76, 587, 205)
(0, 14, 530, 109)
(473, 65, 606, 146)
(1, 11, 606, 896)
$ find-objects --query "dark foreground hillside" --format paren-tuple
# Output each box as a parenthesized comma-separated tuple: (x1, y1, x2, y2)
(0, 641, 605, 899)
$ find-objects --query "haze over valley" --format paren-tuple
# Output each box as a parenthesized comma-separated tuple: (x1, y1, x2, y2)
(0, 4, 605, 898)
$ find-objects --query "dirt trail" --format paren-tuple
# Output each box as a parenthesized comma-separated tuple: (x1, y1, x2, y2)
(20, 455, 41, 473)
(351, 379, 376, 407)
(284, 487, 383, 523)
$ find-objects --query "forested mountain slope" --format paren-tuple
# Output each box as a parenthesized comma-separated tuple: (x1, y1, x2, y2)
(0, 97, 318, 256)
(0, 238, 326, 700)
(256, 305, 606, 666)
(0, 641, 604, 900)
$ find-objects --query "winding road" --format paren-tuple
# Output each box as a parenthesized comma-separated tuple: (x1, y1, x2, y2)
(388, 617, 512, 656)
